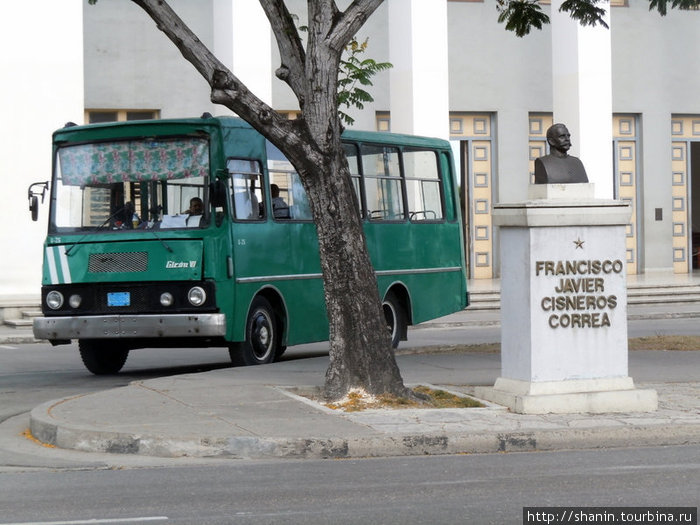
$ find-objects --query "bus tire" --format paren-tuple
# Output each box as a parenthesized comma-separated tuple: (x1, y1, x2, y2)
(78, 340, 129, 375)
(383, 291, 407, 349)
(275, 345, 288, 359)
(229, 296, 279, 366)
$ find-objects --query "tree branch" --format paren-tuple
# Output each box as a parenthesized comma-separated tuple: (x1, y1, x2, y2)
(130, 0, 300, 152)
(258, 0, 307, 100)
(328, 0, 384, 52)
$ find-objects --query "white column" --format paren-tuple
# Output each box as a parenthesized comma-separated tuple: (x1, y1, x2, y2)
(551, 0, 613, 199)
(213, 0, 272, 114)
(388, 0, 449, 140)
(0, 1, 84, 301)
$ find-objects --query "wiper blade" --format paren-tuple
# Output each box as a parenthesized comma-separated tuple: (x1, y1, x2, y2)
(64, 205, 127, 256)
(64, 204, 174, 255)
(148, 229, 173, 253)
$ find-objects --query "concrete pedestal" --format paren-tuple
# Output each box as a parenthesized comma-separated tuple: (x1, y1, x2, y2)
(475, 184, 657, 414)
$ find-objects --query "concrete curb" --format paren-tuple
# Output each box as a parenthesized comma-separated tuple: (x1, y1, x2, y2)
(29, 397, 700, 460)
(416, 311, 700, 329)
(0, 333, 40, 345)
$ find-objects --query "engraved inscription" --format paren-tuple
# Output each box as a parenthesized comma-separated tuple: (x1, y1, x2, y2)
(536, 259, 624, 329)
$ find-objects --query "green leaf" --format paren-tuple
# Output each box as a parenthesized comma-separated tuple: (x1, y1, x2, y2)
(559, 0, 609, 29)
(339, 110, 355, 126)
(353, 89, 374, 103)
(497, 1, 550, 37)
(337, 36, 393, 124)
(495, 0, 698, 37)
(650, 0, 700, 15)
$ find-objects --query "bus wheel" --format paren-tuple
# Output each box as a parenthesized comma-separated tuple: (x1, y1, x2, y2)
(275, 345, 288, 359)
(78, 340, 129, 375)
(383, 291, 406, 349)
(229, 296, 278, 366)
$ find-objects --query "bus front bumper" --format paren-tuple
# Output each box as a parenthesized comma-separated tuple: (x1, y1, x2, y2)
(33, 313, 227, 340)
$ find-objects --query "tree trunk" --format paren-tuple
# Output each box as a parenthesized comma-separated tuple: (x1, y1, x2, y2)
(285, 2, 410, 401)
(292, 145, 410, 401)
(130, 0, 410, 402)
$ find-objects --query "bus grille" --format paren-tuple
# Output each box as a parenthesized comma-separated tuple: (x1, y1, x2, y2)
(88, 252, 148, 273)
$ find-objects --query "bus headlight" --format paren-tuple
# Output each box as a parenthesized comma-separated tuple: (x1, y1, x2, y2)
(187, 286, 206, 306)
(68, 294, 82, 308)
(46, 291, 64, 310)
(160, 292, 174, 307)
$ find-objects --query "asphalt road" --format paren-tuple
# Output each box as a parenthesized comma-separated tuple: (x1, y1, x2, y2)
(0, 320, 698, 523)
(0, 445, 697, 525)
(2, 317, 700, 424)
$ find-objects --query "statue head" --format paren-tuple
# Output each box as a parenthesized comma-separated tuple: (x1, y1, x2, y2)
(546, 123, 572, 156)
(534, 123, 588, 184)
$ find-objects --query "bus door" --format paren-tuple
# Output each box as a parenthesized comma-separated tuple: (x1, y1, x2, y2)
(227, 155, 326, 346)
(265, 144, 326, 344)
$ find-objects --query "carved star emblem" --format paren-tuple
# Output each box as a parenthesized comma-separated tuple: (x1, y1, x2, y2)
(573, 237, 585, 249)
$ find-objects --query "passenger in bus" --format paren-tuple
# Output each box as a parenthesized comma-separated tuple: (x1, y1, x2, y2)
(114, 201, 139, 229)
(271, 184, 290, 219)
(184, 196, 203, 215)
(233, 175, 261, 219)
(184, 196, 203, 227)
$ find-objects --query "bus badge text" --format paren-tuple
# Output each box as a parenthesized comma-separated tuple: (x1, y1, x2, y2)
(166, 260, 197, 269)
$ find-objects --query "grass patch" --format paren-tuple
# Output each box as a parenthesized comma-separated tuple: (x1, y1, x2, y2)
(323, 386, 484, 412)
(628, 335, 700, 351)
(396, 343, 500, 355)
(413, 386, 484, 408)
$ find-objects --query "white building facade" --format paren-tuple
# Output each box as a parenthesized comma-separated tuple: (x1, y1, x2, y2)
(1, 0, 84, 310)
(4, 0, 700, 309)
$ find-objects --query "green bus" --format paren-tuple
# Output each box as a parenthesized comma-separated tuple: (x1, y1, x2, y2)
(30, 115, 468, 374)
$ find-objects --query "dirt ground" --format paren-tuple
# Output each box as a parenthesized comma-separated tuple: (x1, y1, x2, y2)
(312, 336, 699, 411)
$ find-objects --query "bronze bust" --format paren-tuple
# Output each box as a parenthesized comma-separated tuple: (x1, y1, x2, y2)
(534, 123, 589, 184)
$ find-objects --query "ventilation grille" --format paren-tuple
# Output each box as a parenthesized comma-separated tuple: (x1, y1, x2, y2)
(88, 252, 148, 273)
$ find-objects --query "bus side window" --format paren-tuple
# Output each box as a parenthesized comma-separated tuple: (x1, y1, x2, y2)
(268, 171, 312, 221)
(361, 144, 404, 221)
(343, 142, 363, 217)
(266, 140, 313, 221)
(440, 151, 456, 222)
(404, 149, 444, 221)
(227, 159, 265, 220)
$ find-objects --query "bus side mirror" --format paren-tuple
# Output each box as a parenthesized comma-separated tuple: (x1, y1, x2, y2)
(28, 181, 49, 222)
(30, 196, 39, 221)
(210, 178, 227, 208)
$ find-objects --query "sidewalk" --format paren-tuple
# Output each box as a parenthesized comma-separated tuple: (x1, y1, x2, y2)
(6, 294, 700, 460)
(28, 351, 700, 460)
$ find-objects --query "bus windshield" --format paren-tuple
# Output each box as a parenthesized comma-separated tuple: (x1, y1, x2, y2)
(52, 137, 209, 233)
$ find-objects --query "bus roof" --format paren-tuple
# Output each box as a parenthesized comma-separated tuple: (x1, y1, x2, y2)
(341, 128, 451, 150)
(52, 115, 225, 142)
(53, 115, 452, 151)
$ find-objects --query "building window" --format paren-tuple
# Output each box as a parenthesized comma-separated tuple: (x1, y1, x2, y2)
(85, 109, 159, 124)
(277, 111, 300, 120)
(376, 112, 391, 132)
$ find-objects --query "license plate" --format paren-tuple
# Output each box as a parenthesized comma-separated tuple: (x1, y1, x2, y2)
(107, 292, 130, 307)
